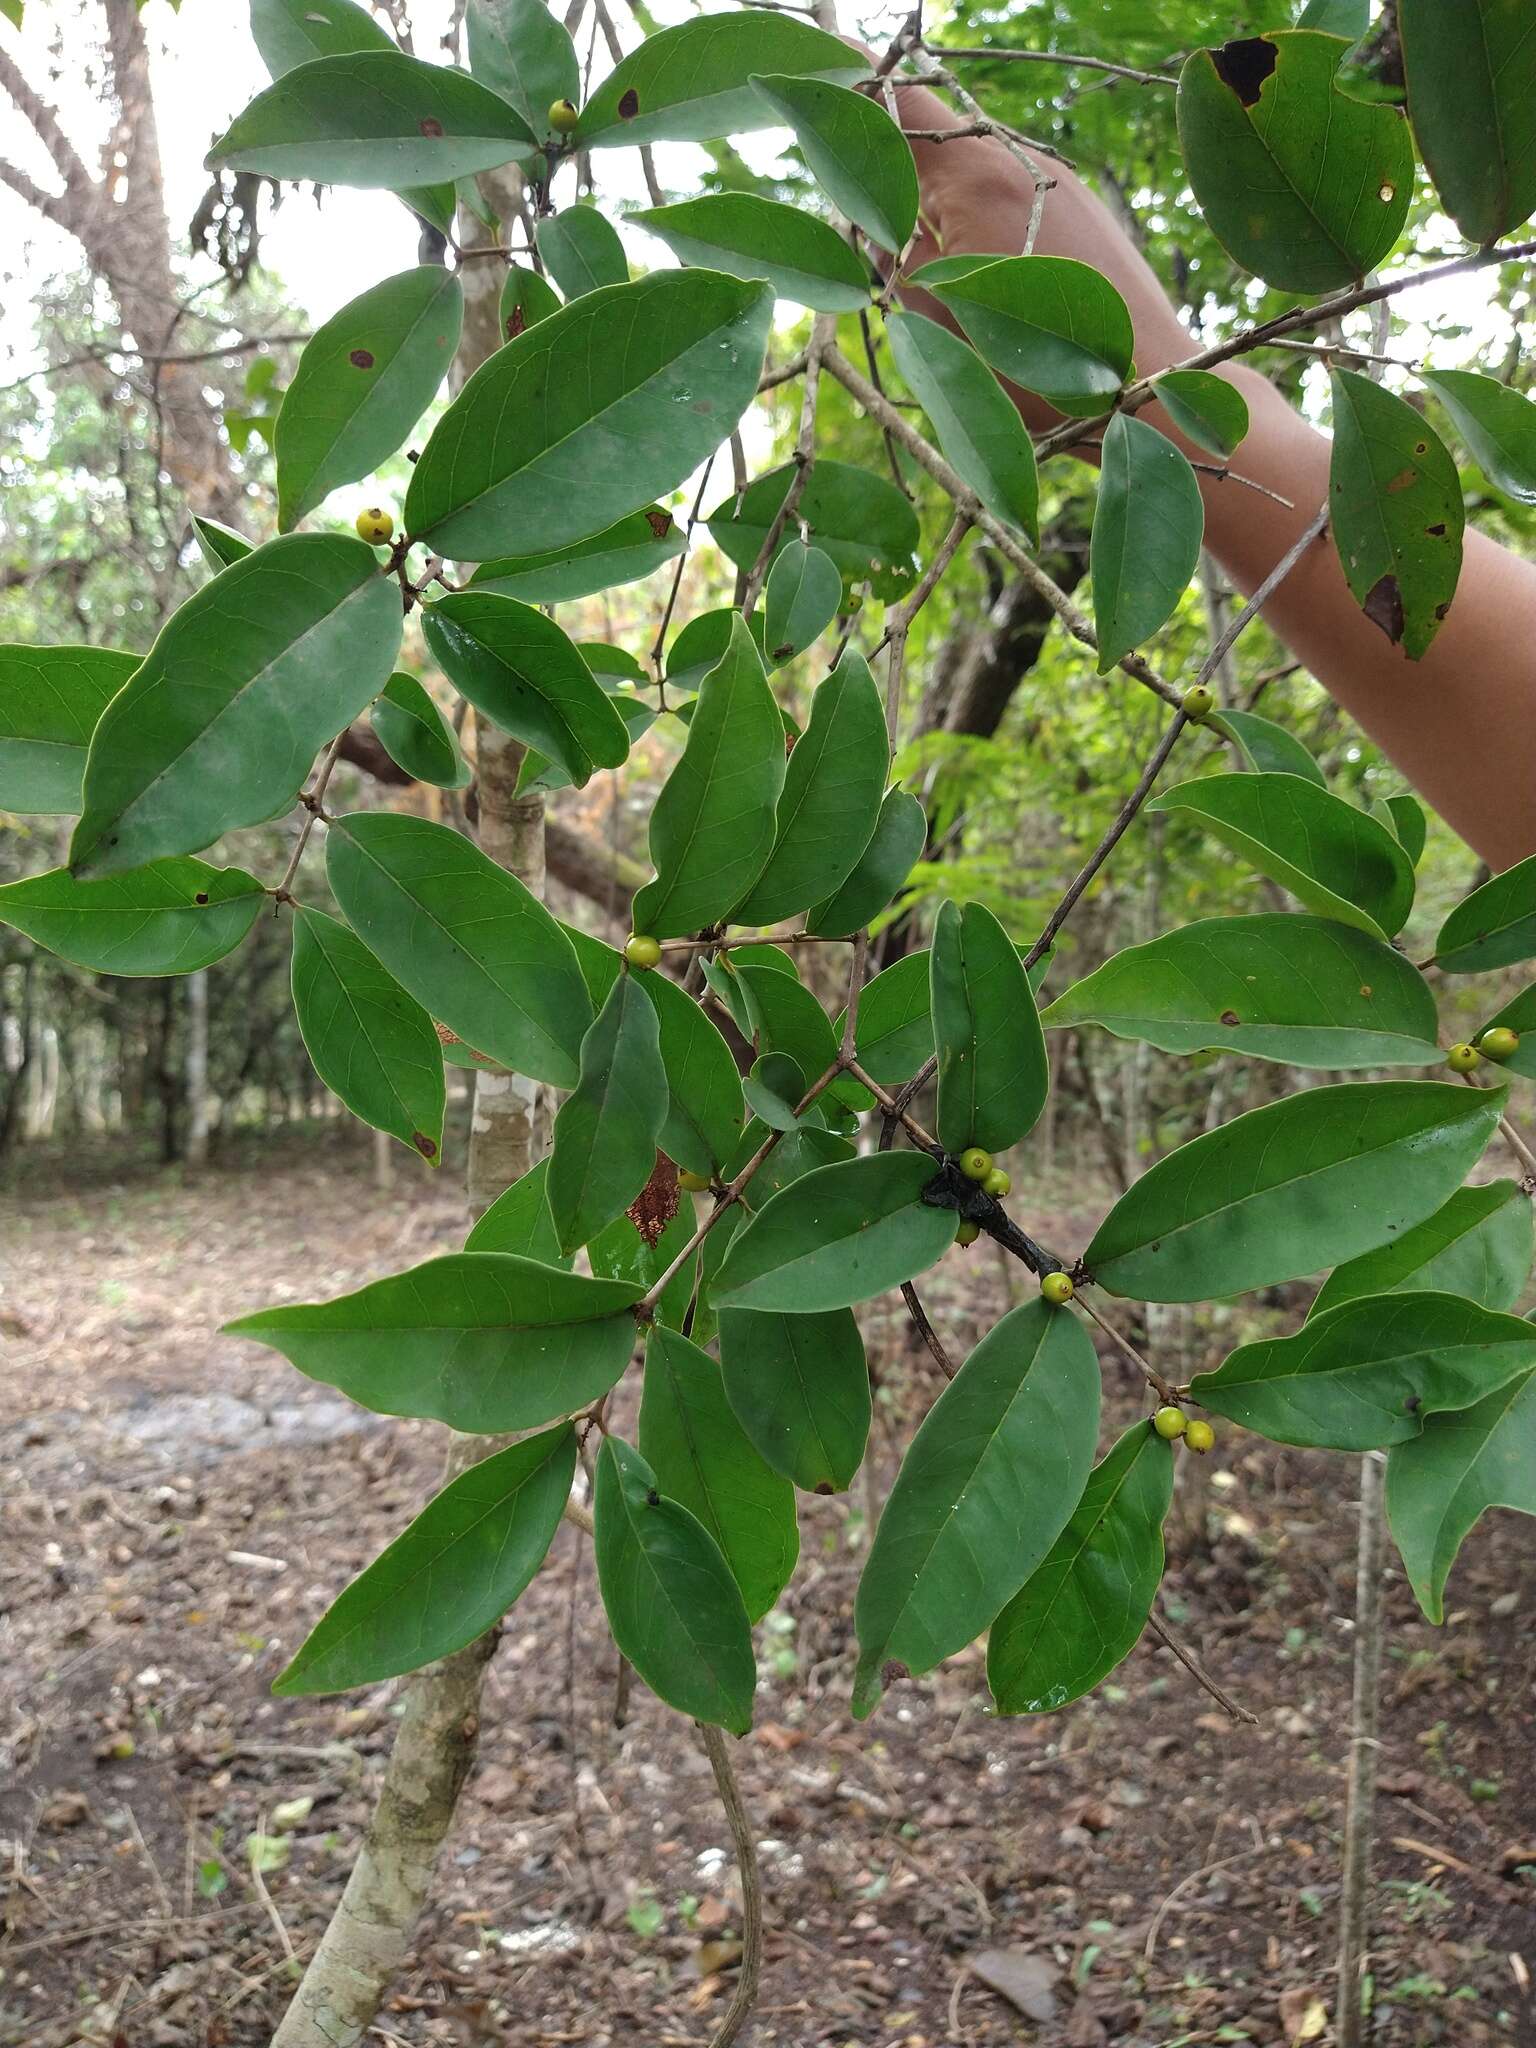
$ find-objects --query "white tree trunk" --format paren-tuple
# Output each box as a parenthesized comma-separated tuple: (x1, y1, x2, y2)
(185, 970, 209, 1167)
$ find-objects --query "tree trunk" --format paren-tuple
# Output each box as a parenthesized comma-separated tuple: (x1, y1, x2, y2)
(184, 969, 209, 1167)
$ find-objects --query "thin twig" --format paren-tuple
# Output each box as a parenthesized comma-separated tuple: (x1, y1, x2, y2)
(1192, 504, 1330, 690)
(649, 456, 718, 676)
(899, 1279, 958, 1377)
(739, 315, 833, 616)
(698, 1724, 764, 2048)
(928, 44, 1175, 86)
(273, 734, 346, 900)
(1146, 1613, 1258, 1725)
(1076, 1296, 1181, 1407)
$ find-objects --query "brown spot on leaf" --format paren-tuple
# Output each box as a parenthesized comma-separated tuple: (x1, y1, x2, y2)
(434, 1022, 462, 1046)
(627, 1152, 680, 1249)
(618, 86, 640, 120)
(1359, 985, 1373, 998)
(505, 308, 526, 339)
(419, 116, 444, 137)
(194, 891, 209, 905)
(645, 507, 673, 539)
(1210, 36, 1278, 106)
(1414, 441, 1428, 455)
(349, 347, 375, 369)
(814, 1481, 835, 1497)
(1220, 1009, 1241, 1027)
(1434, 600, 1451, 620)
(1363, 572, 1405, 644)
(645, 1487, 661, 1506)
(1427, 521, 1447, 535)
(414, 1132, 438, 1159)
(1385, 467, 1416, 494)
(771, 642, 794, 661)
(881, 1660, 910, 1689)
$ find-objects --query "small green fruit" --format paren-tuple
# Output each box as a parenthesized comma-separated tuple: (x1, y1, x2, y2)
(1184, 1418, 1216, 1455)
(1446, 1042, 1482, 1074)
(841, 586, 864, 615)
(624, 934, 662, 970)
(1040, 1271, 1074, 1306)
(1181, 683, 1215, 721)
(1478, 1025, 1521, 1063)
(549, 97, 580, 134)
(959, 1147, 993, 1182)
(955, 1220, 981, 1247)
(983, 1167, 1011, 1199)
(1153, 1404, 1188, 1441)
(677, 1168, 711, 1193)
(355, 505, 393, 544)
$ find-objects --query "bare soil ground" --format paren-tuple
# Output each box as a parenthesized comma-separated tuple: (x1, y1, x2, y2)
(2, 1134, 1533, 2048)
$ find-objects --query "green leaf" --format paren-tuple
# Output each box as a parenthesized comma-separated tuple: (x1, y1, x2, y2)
(227, 1253, 640, 1429)
(931, 899, 1047, 1153)
(988, 1422, 1173, 1715)
(1399, 0, 1536, 245)
(887, 311, 1039, 541)
(536, 206, 629, 298)
(70, 534, 401, 878)
(1296, 0, 1367, 34)
(576, 14, 864, 149)
(1085, 1079, 1506, 1303)
(547, 973, 668, 1254)
(1434, 853, 1536, 973)
(275, 265, 462, 530)
(1385, 792, 1427, 866)
(1176, 32, 1413, 292)
(912, 254, 1133, 419)
(275, 1425, 575, 1693)
(370, 672, 471, 789)
(1153, 369, 1251, 458)
(498, 262, 563, 344)
(327, 812, 592, 1086)
(1091, 413, 1204, 671)
(465, 1158, 569, 1265)
(639, 1326, 798, 1621)
(631, 616, 786, 941)
(1208, 706, 1325, 784)
(707, 459, 920, 602)
(1386, 1370, 1536, 1623)
(406, 271, 772, 560)
(719, 1306, 868, 1493)
(851, 1298, 1100, 1718)
(1193, 1292, 1536, 1450)
(750, 74, 917, 254)
(0, 860, 263, 975)
(471, 506, 681, 604)
(192, 515, 254, 572)
(744, 1052, 809, 1130)
(422, 592, 628, 787)
(1479, 984, 1536, 1082)
(713, 1151, 953, 1314)
(594, 1436, 756, 1734)
(763, 540, 843, 666)
(291, 906, 445, 1162)
(807, 787, 926, 937)
(848, 948, 933, 1084)
(1329, 369, 1464, 660)
(732, 962, 839, 1096)
(1041, 913, 1441, 1069)
(466, 0, 580, 142)
(590, 1205, 697, 1334)
(207, 50, 536, 186)
(731, 649, 888, 926)
(251, 0, 394, 75)
(1421, 370, 1536, 506)
(1149, 772, 1416, 940)
(0, 645, 137, 815)
(633, 194, 870, 313)
(1312, 1181, 1535, 1319)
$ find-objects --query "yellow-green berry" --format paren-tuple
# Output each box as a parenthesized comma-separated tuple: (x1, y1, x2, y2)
(1153, 1404, 1188, 1441)
(959, 1147, 993, 1182)
(549, 97, 580, 134)
(355, 505, 393, 544)
(983, 1166, 1011, 1199)
(1446, 1042, 1482, 1074)
(955, 1220, 981, 1247)
(677, 1168, 711, 1193)
(1181, 683, 1215, 722)
(1184, 1418, 1216, 1455)
(1040, 1271, 1074, 1306)
(1478, 1025, 1521, 1063)
(624, 934, 662, 970)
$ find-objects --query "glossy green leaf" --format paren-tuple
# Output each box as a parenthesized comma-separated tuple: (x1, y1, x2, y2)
(633, 194, 870, 313)
(1041, 913, 1441, 1069)
(547, 973, 668, 1254)
(327, 812, 592, 1087)
(913, 254, 1134, 419)
(1386, 1370, 1536, 1623)
(422, 592, 628, 788)
(0, 860, 263, 976)
(250, 0, 394, 74)
(275, 1424, 575, 1694)
(1384, 793, 1427, 866)
(1153, 370, 1250, 458)
(370, 672, 471, 789)
(1193, 1292, 1536, 1450)
(1312, 1181, 1534, 1320)
(498, 261, 562, 341)
(193, 515, 254, 572)
(1329, 369, 1464, 660)
(593, 1436, 756, 1734)
(665, 606, 767, 695)
(733, 962, 838, 1094)
(71, 534, 400, 878)
(807, 788, 926, 937)
(1209, 706, 1325, 785)
(1295, 0, 1367, 34)
(750, 74, 917, 254)
(707, 459, 920, 603)
(1091, 413, 1204, 671)
(887, 310, 1039, 540)
(849, 948, 933, 1085)
(1422, 369, 1536, 505)
(465, 1158, 569, 1265)
(713, 1151, 952, 1314)
(1434, 853, 1536, 973)
(536, 206, 629, 298)
(1176, 31, 1413, 292)
(471, 506, 681, 604)
(208, 50, 536, 186)
(639, 1326, 798, 1621)
(1086, 1079, 1505, 1303)
(291, 906, 444, 1162)
(1479, 983, 1536, 1082)
(763, 540, 843, 666)
(576, 14, 864, 149)
(851, 1298, 1100, 1719)
(466, 0, 580, 142)
(227, 1254, 639, 1429)
(731, 649, 887, 926)
(631, 616, 786, 940)
(407, 271, 772, 560)
(1399, 0, 1536, 245)
(988, 1422, 1173, 1715)
(591, 1205, 696, 1335)
(743, 1052, 809, 1131)
(1149, 772, 1416, 940)
(719, 1306, 869, 1494)
(931, 899, 1047, 1153)
(0, 645, 137, 814)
